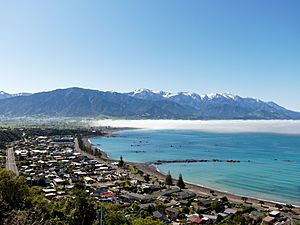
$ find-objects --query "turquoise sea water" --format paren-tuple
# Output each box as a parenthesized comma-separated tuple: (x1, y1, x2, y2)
(91, 130, 300, 205)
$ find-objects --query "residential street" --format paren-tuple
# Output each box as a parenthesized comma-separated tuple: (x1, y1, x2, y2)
(6, 147, 19, 176)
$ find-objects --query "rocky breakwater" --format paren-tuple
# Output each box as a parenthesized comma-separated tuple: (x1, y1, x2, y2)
(152, 159, 247, 165)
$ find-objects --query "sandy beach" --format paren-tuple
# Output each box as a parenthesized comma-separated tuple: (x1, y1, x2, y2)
(85, 134, 300, 213)
(130, 162, 300, 212)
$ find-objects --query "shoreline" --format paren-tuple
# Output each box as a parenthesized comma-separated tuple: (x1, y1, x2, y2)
(130, 161, 300, 210)
(87, 132, 300, 211)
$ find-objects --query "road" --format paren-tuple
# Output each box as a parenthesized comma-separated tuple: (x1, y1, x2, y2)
(6, 148, 19, 176)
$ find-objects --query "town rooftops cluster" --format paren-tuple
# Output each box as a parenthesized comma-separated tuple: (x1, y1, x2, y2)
(9, 134, 299, 224)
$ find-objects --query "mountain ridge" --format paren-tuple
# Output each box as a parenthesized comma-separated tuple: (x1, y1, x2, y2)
(0, 87, 299, 120)
(0, 91, 31, 99)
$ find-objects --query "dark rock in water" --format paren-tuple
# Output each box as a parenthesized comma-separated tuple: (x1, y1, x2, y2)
(129, 150, 146, 153)
(153, 159, 242, 165)
(283, 160, 293, 163)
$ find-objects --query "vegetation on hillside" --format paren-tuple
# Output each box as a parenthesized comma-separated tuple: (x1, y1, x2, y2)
(0, 129, 23, 148)
(0, 169, 167, 225)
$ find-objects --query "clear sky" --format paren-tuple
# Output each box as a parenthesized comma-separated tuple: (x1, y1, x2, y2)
(0, 1, 299, 110)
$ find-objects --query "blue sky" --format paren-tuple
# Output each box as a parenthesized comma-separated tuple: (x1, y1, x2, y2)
(0, 1, 299, 110)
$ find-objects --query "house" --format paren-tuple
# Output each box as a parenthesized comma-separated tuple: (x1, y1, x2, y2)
(42, 188, 56, 194)
(170, 199, 179, 205)
(218, 213, 229, 219)
(202, 214, 218, 223)
(249, 211, 265, 222)
(93, 189, 115, 198)
(84, 176, 96, 184)
(153, 211, 168, 222)
(263, 216, 275, 224)
(269, 210, 280, 217)
(65, 185, 74, 190)
(45, 193, 56, 198)
(157, 196, 169, 203)
(93, 189, 107, 196)
(100, 191, 114, 198)
(224, 208, 238, 215)
(120, 192, 145, 201)
(198, 198, 212, 207)
(173, 191, 196, 200)
(53, 178, 65, 186)
(139, 203, 157, 209)
(165, 207, 180, 219)
(193, 204, 207, 212)
(187, 214, 202, 224)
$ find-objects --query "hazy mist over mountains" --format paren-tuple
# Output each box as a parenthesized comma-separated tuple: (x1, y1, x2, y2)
(0, 87, 299, 120)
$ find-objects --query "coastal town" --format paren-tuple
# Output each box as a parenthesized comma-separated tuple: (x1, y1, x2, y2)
(1, 128, 300, 225)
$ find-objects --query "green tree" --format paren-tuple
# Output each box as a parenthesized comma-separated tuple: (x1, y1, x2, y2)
(211, 199, 224, 213)
(176, 173, 185, 189)
(104, 211, 129, 225)
(0, 169, 29, 209)
(165, 171, 173, 186)
(220, 196, 228, 203)
(241, 196, 248, 203)
(119, 155, 124, 167)
(144, 174, 151, 182)
(259, 200, 264, 207)
(275, 203, 282, 210)
(133, 217, 165, 225)
(67, 189, 97, 225)
(219, 215, 246, 225)
(26, 194, 53, 223)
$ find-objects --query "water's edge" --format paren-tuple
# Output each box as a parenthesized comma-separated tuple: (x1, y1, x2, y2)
(91, 129, 300, 206)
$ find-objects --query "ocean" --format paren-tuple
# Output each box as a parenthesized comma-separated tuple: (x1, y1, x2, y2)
(91, 129, 300, 205)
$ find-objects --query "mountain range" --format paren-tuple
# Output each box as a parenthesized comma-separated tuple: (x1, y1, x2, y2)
(0, 87, 299, 120)
(0, 91, 31, 99)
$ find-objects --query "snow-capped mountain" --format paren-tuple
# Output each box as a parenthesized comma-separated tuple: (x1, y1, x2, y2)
(128, 89, 248, 108)
(129, 89, 240, 102)
(0, 91, 12, 99)
(0, 87, 298, 119)
(0, 91, 31, 99)
(128, 89, 166, 101)
(127, 88, 300, 119)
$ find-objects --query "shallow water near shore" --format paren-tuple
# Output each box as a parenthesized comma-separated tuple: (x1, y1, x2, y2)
(91, 129, 300, 205)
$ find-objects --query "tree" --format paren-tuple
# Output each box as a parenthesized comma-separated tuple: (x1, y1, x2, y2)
(259, 200, 264, 207)
(219, 214, 246, 225)
(211, 199, 224, 213)
(286, 204, 294, 210)
(144, 174, 151, 182)
(119, 155, 124, 167)
(0, 169, 29, 209)
(275, 203, 282, 210)
(104, 211, 129, 225)
(133, 217, 165, 225)
(220, 196, 228, 202)
(241, 196, 248, 203)
(67, 189, 97, 225)
(165, 171, 173, 186)
(176, 173, 185, 189)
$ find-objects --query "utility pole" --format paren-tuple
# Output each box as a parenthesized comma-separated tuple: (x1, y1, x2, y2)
(98, 207, 104, 225)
